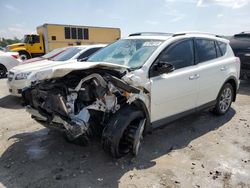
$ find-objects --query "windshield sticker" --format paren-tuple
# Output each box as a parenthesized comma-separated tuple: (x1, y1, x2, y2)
(143, 41, 162, 47)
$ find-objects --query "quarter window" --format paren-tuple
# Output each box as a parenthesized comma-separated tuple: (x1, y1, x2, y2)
(195, 39, 217, 63)
(158, 40, 194, 69)
(217, 41, 227, 56)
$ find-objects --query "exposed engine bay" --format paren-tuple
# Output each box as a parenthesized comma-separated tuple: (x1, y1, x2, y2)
(23, 68, 149, 150)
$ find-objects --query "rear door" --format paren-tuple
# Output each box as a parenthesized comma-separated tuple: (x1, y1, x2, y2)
(150, 39, 199, 125)
(195, 38, 229, 106)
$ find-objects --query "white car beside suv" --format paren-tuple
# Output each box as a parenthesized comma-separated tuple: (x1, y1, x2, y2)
(7, 44, 106, 96)
(22, 32, 240, 157)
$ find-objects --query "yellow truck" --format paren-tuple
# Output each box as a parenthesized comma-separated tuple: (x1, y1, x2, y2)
(7, 23, 121, 60)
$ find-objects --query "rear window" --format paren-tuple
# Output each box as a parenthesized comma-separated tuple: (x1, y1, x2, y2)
(51, 47, 83, 61)
(234, 33, 250, 40)
(42, 48, 66, 59)
(77, 48, 102, 60)
(195, 39, 217, 63)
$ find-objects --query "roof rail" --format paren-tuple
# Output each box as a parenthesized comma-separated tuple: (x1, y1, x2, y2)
(240, 31, 250, 34)
(129, 32, 173, 37)
(173, 31, 222, 38)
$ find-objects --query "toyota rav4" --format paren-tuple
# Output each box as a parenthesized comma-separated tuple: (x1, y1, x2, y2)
(22, 32, 240, 158)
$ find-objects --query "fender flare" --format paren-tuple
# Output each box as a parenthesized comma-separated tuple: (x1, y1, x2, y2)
(11, 48, 31, 57)
(220, 75, 239, 102)
(130, 99, 151, 134)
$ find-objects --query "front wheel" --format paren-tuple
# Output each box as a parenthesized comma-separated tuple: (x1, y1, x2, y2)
(19, 51, 30, 61)
(102, 106, 145, 158)
(212, 83, 234, 115)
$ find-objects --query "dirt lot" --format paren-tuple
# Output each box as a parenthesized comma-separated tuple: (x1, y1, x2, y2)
(0, 78, 249, 188)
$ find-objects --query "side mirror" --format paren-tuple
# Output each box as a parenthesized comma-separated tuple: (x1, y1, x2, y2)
(156, 61, 175, 74)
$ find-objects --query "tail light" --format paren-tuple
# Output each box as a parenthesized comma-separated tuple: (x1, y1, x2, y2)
(236, 57, 241, 64)
(11, 54, 19, 59)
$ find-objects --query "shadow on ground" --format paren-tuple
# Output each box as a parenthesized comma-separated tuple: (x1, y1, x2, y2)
(0, 95, 23, 109)
(0, 108, 235, 188)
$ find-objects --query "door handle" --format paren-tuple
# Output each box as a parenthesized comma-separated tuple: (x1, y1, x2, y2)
(189, 74, 200, 80)
(220, 66, 228, 71)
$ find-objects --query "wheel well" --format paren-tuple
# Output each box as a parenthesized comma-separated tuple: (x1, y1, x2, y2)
(225, 78, 237, 102)
(0, 63, 7, 71)
(19, 50, 31, 57)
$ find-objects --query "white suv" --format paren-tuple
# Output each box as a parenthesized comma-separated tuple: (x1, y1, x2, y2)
(23, 32, 240, 158)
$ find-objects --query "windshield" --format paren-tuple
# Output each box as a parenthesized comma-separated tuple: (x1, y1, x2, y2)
(42, 47, 67, 59)
(51, 47, 83, 61)
(87, 39, 163, 69)
(21, 35, 30, 43)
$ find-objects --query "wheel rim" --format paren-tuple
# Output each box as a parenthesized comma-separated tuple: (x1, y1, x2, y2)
(0, 68, 6, 78)
(20, 54, 28, 61)
(219, 87, 232, 113)
(132, 119, 145, 156)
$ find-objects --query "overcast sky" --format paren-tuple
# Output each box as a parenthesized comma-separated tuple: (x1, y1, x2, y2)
(0, 0, 250, 39)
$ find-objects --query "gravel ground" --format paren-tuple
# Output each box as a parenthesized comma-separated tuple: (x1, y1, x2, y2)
(0, 78, 249, 188)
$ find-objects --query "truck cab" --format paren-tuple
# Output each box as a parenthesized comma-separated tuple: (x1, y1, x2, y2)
(7, 34, 45, 60)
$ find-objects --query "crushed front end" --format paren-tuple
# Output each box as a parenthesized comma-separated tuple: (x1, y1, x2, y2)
(23, 68, 149, 144)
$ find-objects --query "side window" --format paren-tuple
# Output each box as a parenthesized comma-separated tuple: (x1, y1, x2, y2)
(158, 39, 194, 70)
(217, 41, 227, 56)
(71, 28, 77, 39)
(32, 35, 40, 43)
(77, 48, 101, 60)
(77, 28, 83, 39)
(84, 28, 89, 40)
(195, 39, 217, 63)
(65, 27, 71, 39)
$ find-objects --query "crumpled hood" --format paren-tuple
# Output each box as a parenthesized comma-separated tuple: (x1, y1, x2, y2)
(33, 61, 129, 80)
(11, 59, 77, 73)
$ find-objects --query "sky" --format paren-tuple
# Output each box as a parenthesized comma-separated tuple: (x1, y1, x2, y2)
(0, 0, 250, 39)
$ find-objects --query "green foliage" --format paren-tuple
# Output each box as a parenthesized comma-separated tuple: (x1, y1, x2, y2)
(0, 37, 21, 48)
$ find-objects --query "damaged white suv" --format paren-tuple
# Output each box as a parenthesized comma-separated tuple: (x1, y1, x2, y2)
(23, 32, 240, 157)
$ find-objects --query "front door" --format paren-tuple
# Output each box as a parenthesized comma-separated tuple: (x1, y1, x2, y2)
(150, 39, 199, 126)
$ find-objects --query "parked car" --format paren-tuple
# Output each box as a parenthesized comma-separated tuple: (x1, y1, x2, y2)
(230, 32, 250, 80)
(0, 51, 21, 78)
(22, 47, 68, 64)
(22, 32, 240, 157)
(7, 44, 105, 95)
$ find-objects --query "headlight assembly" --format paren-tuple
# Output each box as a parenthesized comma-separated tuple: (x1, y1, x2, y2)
(15, 72, 31, 80)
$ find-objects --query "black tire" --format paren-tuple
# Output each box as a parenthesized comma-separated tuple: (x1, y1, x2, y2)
(19, 51, 31, 61)
(212, 83, 234, 115)
(0, 64, 7, 78)
(102, 105, 145, 158)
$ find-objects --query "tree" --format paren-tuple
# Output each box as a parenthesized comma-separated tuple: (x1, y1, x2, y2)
(0, 37, 22, 48)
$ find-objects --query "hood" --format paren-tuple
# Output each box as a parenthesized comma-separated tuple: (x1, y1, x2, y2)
(11, 59, 77, 73)
(22, 57, 44, 64)
(34, 61, 129, 80)
(8, 43, 25, 49)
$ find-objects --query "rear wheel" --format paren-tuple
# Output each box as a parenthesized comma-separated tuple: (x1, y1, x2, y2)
(102, 106, 145, 158)
(0, 64, 7, 78)
(213, 83, 234, 115)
